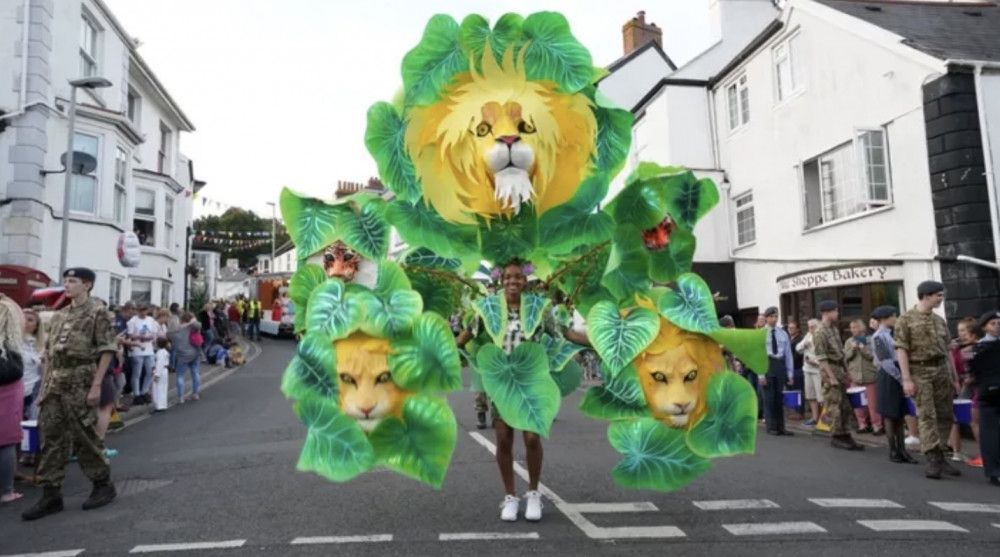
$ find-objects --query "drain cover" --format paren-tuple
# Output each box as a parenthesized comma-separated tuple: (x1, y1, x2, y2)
(118, 479, 174, 497)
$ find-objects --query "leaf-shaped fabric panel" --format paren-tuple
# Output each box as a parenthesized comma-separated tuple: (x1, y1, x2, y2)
(519, 294, 551, 339)
(294, 396, 375, 483)
(403, 247, 461, 271)
(608, 418, 711, 491)
(518, 12, 593, 93)
(280, 331, 338, 400)
(578, 364, 650, 420)
(607, 179, 669, 231)
(707, 327, 769, 377)
(389, 313, 463, 393)
(541, 333, 585, 372)
(647, 226, 696, 283)
(657, 273, 720, 334)
(369, 395, 458, 489)
(306, 279, 364, 341)
(279, 187, 345, 258)
(401, 15, 469, 106)
(459, 13, 524, 71)
(593, 104, 633, 178)
(478, 207, 538, 266)
(289, 265, 327, 313)
(386, 200, 478, 260)
(623, 162, 686, 188)
(474, 294, 508, 347)
(551, 358, 582, 397)
(358, 289, 423, 339)
(476, 343, 559, 437)
(587, 301, 659, 376)
(341, 197, 390, 261)
(601, 225, 651, 303)
(364, 102, 421, 202)
(663, 172, 720, 231)
(406, 270, 463, 318)
(686, 371, 758, 458)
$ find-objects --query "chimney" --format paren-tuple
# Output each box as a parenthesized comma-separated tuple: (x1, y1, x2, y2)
(622, 10, 662, 56)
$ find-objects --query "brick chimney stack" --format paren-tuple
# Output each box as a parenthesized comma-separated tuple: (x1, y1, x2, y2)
(622, 10, 663, 56)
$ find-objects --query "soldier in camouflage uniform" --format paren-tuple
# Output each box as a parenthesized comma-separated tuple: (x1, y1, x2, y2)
(813, 300, 863, 451)
(22, 268, 119, 521)
(895, 280, 962, 480)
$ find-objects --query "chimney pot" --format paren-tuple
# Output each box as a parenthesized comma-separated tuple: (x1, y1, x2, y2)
(622, 10, 663, 56)
(637, 10, 645, 23)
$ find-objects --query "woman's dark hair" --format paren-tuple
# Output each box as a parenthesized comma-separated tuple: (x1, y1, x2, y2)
(958, 316, 981, 339)
(156, 337, 170, 350)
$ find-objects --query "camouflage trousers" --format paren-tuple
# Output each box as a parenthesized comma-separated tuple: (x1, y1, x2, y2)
(36, 391, 111, 490)
(473, 392, 501, 421)
(911, 364, 955, 453)
(822, 370, 858, 436)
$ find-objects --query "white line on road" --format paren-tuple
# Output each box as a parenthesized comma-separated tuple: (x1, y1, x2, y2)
(439, 532, 540, 541)
(593, 526, 686, 538)
(858, 520, 968, 532)
(808, 498, 903, 508)
(693, 499, 779, 510)
(566, 502, 659, 513)
(722, 522, 827, 536)
(290, 535, 393, 544)
(129, 540, 246, 553)
(929, 502, 1000, 513)
(2, 551, 85, 557)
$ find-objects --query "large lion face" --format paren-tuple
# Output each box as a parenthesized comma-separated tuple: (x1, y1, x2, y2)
(405, 45, 598, 224)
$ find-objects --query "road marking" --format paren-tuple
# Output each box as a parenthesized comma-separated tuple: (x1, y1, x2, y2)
(722, 522, 827, 536)
(439, 533, 540, 541)
(809, 498, 903, 508)
(290, 535, 393, 544)
(593, 526, 686, 538)
(928, 502, 1000, 513)
(2, 551, 86, 557)
(566, 502, 659, 513)
(858, 520, 968, 532)
(469, 432, 681, 540)
(129, 540, 246, 553)
(693, 499, 779, 510)
(994, 523, 1000, 529)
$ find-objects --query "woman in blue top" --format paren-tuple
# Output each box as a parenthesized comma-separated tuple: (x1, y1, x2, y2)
(871, 306, 918, 464)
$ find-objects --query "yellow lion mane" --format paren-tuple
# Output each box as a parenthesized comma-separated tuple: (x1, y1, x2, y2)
(404, 44, 599, 224)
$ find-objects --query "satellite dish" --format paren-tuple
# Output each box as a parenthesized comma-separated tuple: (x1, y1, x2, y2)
(60, 151, 97, 175)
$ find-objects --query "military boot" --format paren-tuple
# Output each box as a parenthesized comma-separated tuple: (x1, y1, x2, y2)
(897, 436, 919, 464)
(939, 455, 962, 477)
(925, 449, 943, 479)
(476, 412, 487, 430)
(889, 434, 905, 463)
(21, 487, 64, 521)
(82, 479, 117, 510)
(830, 435, 854, 450)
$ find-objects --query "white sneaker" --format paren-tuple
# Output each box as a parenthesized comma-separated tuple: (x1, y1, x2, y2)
(905, 436, 919, 447)
(524, 490, 543, 522)
(500, 495, 519, 522)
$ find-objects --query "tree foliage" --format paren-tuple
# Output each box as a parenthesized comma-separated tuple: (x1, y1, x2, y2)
(193, 208, 290, 270)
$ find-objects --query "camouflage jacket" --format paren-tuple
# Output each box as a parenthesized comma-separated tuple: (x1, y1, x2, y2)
(894, 307, 949, 365)
(40, 297, 117, 399)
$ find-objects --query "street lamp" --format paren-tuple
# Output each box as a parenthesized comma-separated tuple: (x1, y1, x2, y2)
(58, 77, 113, 278)
(266, 201, 276, 269)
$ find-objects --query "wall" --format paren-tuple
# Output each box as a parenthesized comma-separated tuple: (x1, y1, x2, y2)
(597, 47, 673, 113)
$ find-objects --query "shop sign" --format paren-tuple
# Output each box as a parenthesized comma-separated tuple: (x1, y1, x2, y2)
(777, 264, 903, 293)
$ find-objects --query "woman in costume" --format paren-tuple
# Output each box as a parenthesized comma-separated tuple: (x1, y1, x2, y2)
(457, 259, 590, 522)
(871, 306, 917, 464)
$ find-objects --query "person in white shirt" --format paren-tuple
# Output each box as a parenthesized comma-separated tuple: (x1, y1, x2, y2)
(797, 319, 825, 426)
(151, 338, 170, 413)
(126, 304, 158, 404)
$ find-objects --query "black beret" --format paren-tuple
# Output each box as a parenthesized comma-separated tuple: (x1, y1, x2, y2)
(719, 315, 735, 327)
(917, 280, 944, 297)
(63, 267, 96, 282)
(819, 300, 838, 312)
(763, 306, 779, 317)
(872, 305, 897, 319)
(977, 311, 1000, 329)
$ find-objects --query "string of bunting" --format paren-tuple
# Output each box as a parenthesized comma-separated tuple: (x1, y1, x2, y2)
(193, 236, 273, 247)
(194, 230, 278, 238)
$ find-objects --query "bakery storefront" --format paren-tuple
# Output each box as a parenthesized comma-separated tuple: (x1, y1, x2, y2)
(778, 262, 904, 332)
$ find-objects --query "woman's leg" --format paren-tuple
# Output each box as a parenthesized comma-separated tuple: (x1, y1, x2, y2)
(866, 383, 882, 431)
(494, 420, 516, 496)
(140, 355, 155, 396)
(176, 360, 187, 399)
(0, 444, 17, 497)
(130, 355, 143, 397)
(523, 431, 543, 491)
(190, 359, 201, 397)
(96, 404, 114, 440)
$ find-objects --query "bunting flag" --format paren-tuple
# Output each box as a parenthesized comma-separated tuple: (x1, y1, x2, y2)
(192, 236, 273, 247)
(194, 229, 279, 238)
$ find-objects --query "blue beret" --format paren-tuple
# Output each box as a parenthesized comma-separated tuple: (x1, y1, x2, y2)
(872, 305, 897, 319)
(763, 306, 779, 317)
(978, 311, 1000, 329)
(63, 267, 96, 282)
(819, 300, 838, 312)
(917, 280, 944, 297)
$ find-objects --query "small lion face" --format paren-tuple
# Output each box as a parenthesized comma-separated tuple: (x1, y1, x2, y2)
(638, 345, 701, 428)
(335, 333, 411, 432)
(475, 101, 537, 213)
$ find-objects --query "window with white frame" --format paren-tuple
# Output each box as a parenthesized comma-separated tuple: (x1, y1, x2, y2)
(130, 278, 152, 305)
(773, 33, 804, 102)
(126, 89, 141, 126)
(161, 281, 172, 308)
(70, 133, 99, 214)
(114, 146, 128, 224)
(109, 276, 122, 307)
(80, 13, 99, 77)
(727, 75, 750, 130)
(158, 122, 171, 173)
(733, 192, 756, 247)
(133, 188, 156, 246)
(164, 196, 175, 250)
(800, 128, 892, 230)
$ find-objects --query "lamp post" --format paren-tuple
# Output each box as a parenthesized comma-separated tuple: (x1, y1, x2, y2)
(58, 76, 113, 278)
(266, 201, 276, 270)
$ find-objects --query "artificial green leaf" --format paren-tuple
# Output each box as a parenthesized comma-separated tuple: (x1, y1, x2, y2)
(686, 371, 758, 458)
(520, 294, 551, 339)
(294, 396, 375, 482)
(369, 395, 457, 489)
(624, 162, 686, 189)
(469, 365, 485, 392)
(386, 200, 478, 259)
(354, 262, 423, 338)
(601, 226, 651, 304)
(579, 364, 650, 420)
(280, 331, 338, 400)
(592, 66, 611, 83)
(554, 305, 572, 329)
(479, 207, 538, 265)
(403, 247, 461, 271)
(307, 279, 364, 340)
(538, 172, 613, 255)
(647, 226, 696, 283)
(340, 197, 390, 261)
(608, 418, 712, 491)
(518, 12, 593, 93)
(402, 15, 469, 106)
(459, 13, 524, 70)
(279, 187, 346, 258)
(551, 359, 583, 397)
(474, 294, 508, 347)
(707, 327, 769, 377)
(389, 313, 462, 393)
(657, 273, 719, 334)
(663, 172, 720, 231)
(607, 178, 668, 231)
(477, 343, 559, 437)
(364, 102, 420, 202)
(593, 102, 633, 179)
(407, 270, 462, 317)
(541, 333, 585, 372)
(289, 265, 327, 314)
(587, 301, 659, 375)
(374, 260, 412, 296)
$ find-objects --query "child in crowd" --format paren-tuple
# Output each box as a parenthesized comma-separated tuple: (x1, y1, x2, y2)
(152, 337, 170, 413)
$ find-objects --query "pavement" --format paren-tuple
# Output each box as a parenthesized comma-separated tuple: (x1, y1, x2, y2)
(3, 340, 999, 557)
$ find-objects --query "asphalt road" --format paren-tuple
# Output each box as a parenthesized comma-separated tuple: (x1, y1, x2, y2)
(3, 339, 999, 557)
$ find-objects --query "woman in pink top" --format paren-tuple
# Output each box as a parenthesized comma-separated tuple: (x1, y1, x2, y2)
(951, 317, 982, 467)
(0, 296, 26, 504)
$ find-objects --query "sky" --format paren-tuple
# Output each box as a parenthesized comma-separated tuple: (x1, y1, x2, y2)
(103, 0, 713, 219)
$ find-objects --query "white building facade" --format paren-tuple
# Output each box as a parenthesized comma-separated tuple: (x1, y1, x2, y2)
(0, 0, 199, 307)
